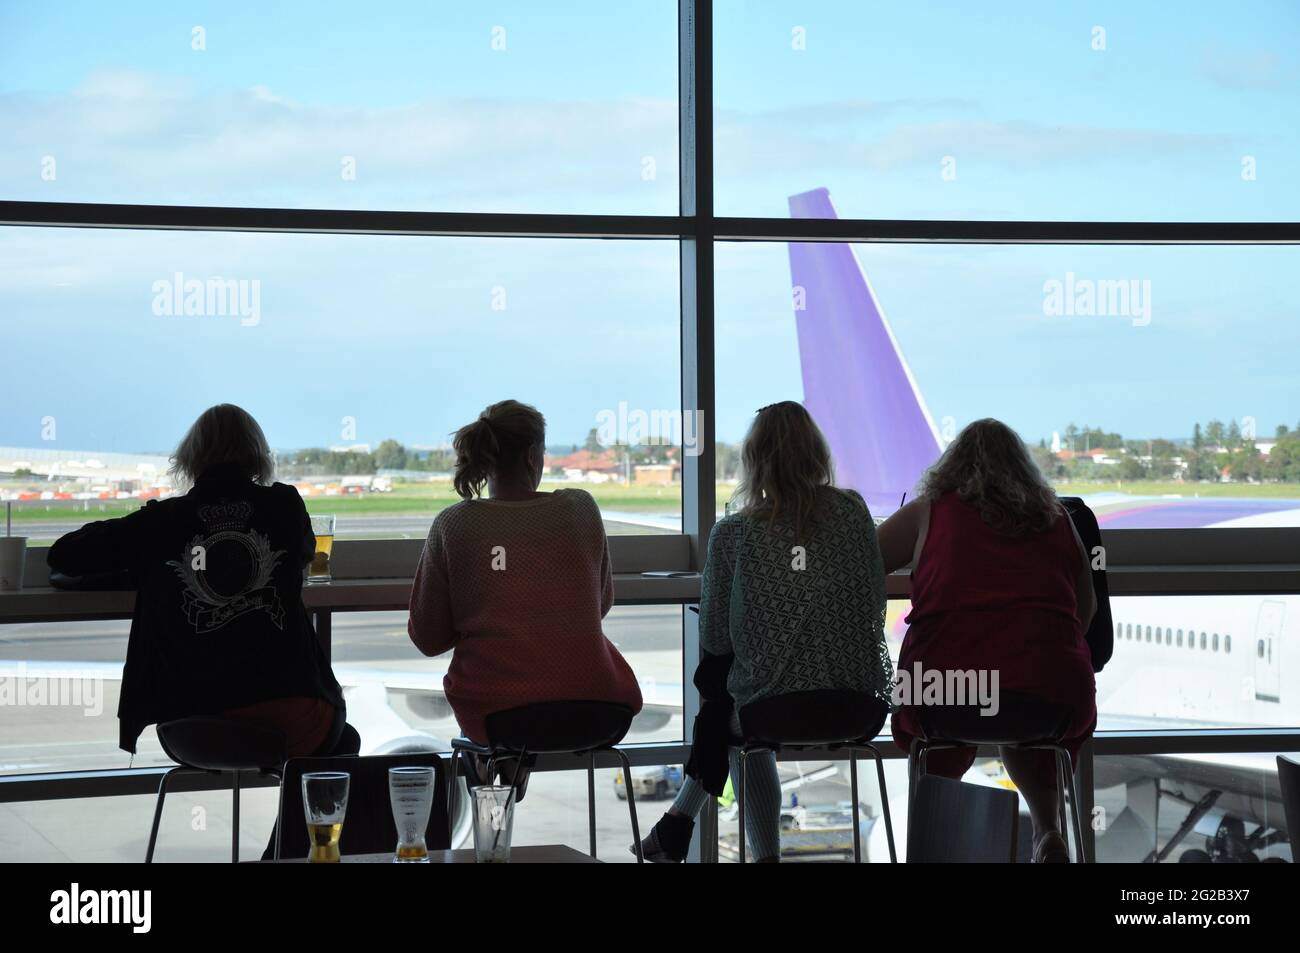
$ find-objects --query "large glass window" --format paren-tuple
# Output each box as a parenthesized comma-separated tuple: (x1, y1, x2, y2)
(1, 0, 1296, 866)
(716, 239, 1300, 528)
(714, 1, 1300, 220)
(0, 0, 680, 213)
(1095, 750, 1293, 863)
(0, 228, 681, 540)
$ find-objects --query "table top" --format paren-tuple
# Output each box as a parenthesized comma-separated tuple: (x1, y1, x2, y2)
(268, 845, 600, 864)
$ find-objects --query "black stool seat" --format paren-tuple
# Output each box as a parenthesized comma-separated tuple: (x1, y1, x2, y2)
(483, 700, 634, 753)
(448, 700, 643, 862)
(147, 716, 288, 863)
(729, 690, 896, 864)
(157, 716, 288, 771)
(740, 690, 889, 747)
(917, 691, 1072, 747)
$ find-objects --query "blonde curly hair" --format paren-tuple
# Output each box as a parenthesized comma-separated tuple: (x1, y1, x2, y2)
(918, 418, 1060, 535)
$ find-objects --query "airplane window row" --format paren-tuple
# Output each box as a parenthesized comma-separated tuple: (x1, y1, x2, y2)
(1115, 622, 1230, 654)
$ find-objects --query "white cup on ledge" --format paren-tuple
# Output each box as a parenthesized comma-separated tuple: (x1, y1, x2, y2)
(0, 537, 28, 591)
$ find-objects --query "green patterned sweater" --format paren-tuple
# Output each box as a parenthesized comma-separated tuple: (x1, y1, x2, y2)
(700, 486, 894, 711)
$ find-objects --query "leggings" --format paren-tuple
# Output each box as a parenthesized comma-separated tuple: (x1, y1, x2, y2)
(670, 713, 782, 860)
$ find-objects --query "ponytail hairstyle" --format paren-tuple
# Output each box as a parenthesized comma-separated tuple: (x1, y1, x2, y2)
(731, 400, 834, 536)
(451, 399, 547, 499)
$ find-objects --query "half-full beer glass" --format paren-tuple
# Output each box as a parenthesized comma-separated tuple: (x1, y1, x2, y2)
(388, 766, 435, 863)
(302, 771, 350, 863)
(308, 515, 335, 584)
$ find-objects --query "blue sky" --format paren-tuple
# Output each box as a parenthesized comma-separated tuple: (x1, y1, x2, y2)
(2, 1, 1297, 450)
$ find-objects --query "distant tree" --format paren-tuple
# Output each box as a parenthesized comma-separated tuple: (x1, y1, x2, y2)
(374, 439, 407, 470)
(1226, 419, 1242, 450)
(715, 442, 740, 481)
(1205, 419, 1226, 447)
(584, 428, 603, 453)
(1119, 456, 1147, 480)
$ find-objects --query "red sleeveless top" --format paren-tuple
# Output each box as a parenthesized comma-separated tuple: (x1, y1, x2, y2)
(907, 492, 1083, 627)
(893, 492, 1097, 758)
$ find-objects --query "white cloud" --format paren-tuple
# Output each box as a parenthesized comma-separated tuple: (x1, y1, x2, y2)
(1199, 46, 1289, 90)
(1, 70, 679, 212)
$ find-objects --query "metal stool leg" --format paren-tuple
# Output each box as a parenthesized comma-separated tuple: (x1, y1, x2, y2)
(1056, 750, 1070, 856)
(231, 770, 241, 863)
(145, 766, 184, 863)
(447, 749, 459, 846)
(587, 752, 597, 858)
(866, 746, 898, 863)
(849, 749, 862, 863)
(1060, 748, 1086, 862)
(614, 748, 643, 863)
(738, 748, 748, 864)
(909, 738, 932, 811)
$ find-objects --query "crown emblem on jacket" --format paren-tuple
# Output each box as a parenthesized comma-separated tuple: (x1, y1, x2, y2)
(196, 501, 253, 532)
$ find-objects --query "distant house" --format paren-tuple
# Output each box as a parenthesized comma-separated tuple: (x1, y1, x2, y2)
(633, 463, 679, 485)
(546, 449, 623, 482)
(1055, 447, 1116, 465)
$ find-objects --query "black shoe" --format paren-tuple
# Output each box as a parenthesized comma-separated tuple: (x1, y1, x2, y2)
(634, 813, 694, 863)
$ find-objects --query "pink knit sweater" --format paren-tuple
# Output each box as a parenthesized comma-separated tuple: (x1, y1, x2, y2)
(407, 489, 642, 744)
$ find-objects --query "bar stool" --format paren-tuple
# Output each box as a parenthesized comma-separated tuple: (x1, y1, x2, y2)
(907, 691, 1087, 862)
(734, 690, 896, 864)
(448, 700, 643, 862)
(146, 717, 287, 863)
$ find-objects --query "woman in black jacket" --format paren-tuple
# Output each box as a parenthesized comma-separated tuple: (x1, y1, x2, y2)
(48, 404, 355, 758)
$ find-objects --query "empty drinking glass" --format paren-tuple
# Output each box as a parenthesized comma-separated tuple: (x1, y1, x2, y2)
(472, 785, 516, 863)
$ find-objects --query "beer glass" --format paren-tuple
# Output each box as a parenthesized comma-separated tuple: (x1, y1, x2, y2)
(302, 771, 350, 863)
(307, 515, 336, 584)
(388, 766, 434, 863)
(471, 785, 516, 863)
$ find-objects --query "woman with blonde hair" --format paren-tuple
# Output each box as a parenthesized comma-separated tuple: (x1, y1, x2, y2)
(878, 418, 1096, 863)
(637, 401, 893, 862)
(407, 399, 642, 794)
(48, 403, 352, 760)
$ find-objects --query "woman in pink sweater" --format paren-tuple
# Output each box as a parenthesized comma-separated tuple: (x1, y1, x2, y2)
(407, 400, 643, 774)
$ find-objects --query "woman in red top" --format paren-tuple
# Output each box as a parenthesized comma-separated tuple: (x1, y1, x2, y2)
(878, 418, 1096, 862)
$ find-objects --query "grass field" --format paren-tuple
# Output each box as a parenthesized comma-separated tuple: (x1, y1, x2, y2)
(0, 479, 699, 524)
(5, 478, 1300, 526)
(1054, 481, 1300, 499)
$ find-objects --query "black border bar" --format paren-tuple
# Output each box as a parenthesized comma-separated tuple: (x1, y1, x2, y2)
(3, 200, 1297, 244)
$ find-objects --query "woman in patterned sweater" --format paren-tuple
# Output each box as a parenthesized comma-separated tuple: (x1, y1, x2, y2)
(639, 401, 893, 862)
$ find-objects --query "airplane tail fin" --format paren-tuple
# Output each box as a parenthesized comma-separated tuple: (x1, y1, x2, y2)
(787, 188, 943, 517)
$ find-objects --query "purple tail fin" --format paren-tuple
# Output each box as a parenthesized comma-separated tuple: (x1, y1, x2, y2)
(787, 188, 943, 517)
